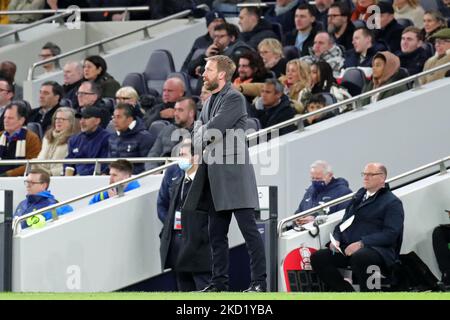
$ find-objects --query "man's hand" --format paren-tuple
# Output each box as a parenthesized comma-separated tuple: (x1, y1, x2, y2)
(330, 240, 340, 253)
(160, 108, 175, 119)
(107, 188, 117, 198)
(206, 44, 220, 57)
(47, 0, 58, 10)
(344, 241, 364, 256)
(295, 215, 315, 225)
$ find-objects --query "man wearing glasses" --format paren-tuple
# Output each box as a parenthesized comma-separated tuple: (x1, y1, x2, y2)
(76, 81, 110, 128)
(421, 28, 450, 85)
(310, 162, 404, 291)
(327, 2, 355, 51)
(14, 169, 73, 229)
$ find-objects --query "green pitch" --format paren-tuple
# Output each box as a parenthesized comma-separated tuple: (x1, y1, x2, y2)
(0, 292, 449, 300)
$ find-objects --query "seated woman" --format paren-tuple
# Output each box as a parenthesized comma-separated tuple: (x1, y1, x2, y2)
(238, 59, 311, 114)
(361, 51, 409, 106)
(83, 55, 120, 99)
(257, 38, 288, 78)
(422, 11, 447, 46)
(34, 107, 79, 176)
(298, 60, 351, 112)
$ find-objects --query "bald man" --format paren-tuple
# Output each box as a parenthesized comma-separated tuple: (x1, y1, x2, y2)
(311, 162, 404, 292)
(144, 77, 185, 129)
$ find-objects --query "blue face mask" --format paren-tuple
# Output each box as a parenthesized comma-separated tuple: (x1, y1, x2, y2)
(178, 159, 193, 172)
(312, 180, 327, 193)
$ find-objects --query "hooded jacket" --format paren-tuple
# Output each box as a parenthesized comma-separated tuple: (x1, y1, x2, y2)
(14, 190, 73, 229)
(296, 177, 352, 215)
(361, 51, 409, 105)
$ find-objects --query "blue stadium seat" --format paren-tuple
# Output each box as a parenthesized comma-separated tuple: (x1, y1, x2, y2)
(396, 18, 414, 28)
(27, 122, 43, 140)
(246, 117, 261, 131)
(143, 49, 176, 95)
(341, 68, 367, 97)
(283, 46, 300, 61)
(148, 120, 170, 138)
(122, 72, 149, 96)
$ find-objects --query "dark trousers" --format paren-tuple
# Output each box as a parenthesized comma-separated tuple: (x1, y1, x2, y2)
(208, 206, 267, 290)
(432, 225, 450, 276)
(311, 247, 386, 292)
(167, 231, 212, 291)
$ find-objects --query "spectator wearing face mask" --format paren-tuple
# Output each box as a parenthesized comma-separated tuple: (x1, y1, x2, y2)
(293, 160, 352, 226)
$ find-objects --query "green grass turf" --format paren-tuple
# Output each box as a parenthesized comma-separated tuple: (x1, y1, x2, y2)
(0, 292, 449, 300)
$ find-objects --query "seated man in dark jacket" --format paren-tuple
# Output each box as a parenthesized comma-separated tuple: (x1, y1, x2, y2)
(398, 27, 430, 76)
(66, 107, 111, 176)
(251, 79, 296, 136)
(344, 27, 386, 68)
(109, 103, 155, 174)
(294, 160, 352, 226)
(311, 162, 404, 292)
(238, 6, 279, 49)
(374, 2, 405, 53)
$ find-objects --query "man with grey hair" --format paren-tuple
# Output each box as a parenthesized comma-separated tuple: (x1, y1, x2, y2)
(63, 61, 84, 108)
(294, 160, 352, 225)
(300, 31, 344, 77)
(251, 79, 296, 136)
(311, 162, 404, 292)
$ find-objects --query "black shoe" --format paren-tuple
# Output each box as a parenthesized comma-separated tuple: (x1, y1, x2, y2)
(198, 284, 222, 292)
(243, 283, 266, 293)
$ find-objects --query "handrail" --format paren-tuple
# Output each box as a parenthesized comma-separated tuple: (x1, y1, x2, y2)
(26, 4, 209, 80)
(0, 157, 179, 176)
(0, 6, 149, 15)
(246, 61, 450, 140)
(277, 155, 450, 235)
(12, 161, 179, 235)
(0, 11, 74, 43)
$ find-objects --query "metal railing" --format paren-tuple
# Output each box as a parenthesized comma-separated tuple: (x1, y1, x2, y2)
(277, 155, 450, 235)
(12, 161, 179, 235)
(26, 4, 209, 80)
(247, 61, 450, 141)
(0, 157, 179, 176)
(0, 6, 149, 15)
(0, 11, 74, 43)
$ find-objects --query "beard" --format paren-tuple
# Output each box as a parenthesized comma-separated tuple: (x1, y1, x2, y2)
(204, 76, 219, 91)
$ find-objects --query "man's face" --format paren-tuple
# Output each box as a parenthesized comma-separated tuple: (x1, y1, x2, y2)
(25, 173, 47, 195)
(327, 7, 346, 33)
(63, 63, 82, 85)
(401, 31, 422, 53)
(40, 48, 55, 71)
(352, 29, 371, 53)
(207, 18, 225, 38)
(362, 163, 386, 191)
(0, 80, 13, 106)
(79, 116, 100, 133)
(238, 8, 254, 32)
(313, 33, 332, 57)
(39, 85, 59, 109)
(77, 82, 98, 108)
(295, 9, 315, 32)
(237, 58, 255, 81)
(380, 13, 393, 29)
(4, 106, 25, 134)
(174, 100, 194, 128)
(203, 60, 221, 91)
(109, 167, 130, 184)
(112, 108, 133, 132)
(213, 29, 232, 52)
(310, 166, 332, 184)
(260, 83, 281, 107)
(162, 79, 184, 104)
